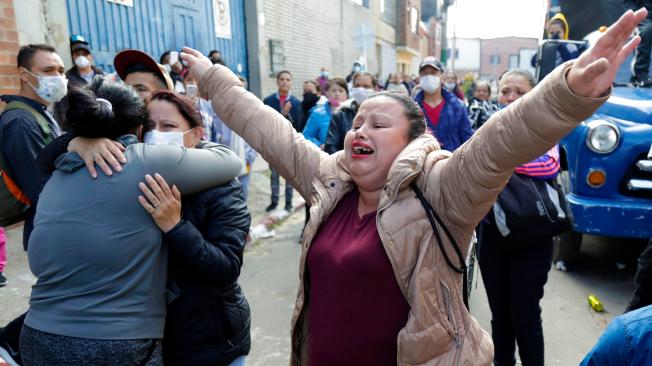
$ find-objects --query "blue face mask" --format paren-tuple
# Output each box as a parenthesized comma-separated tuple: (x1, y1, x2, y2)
(321, 71, 330, 78)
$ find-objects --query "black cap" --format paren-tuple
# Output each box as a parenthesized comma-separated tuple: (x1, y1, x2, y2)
(418, 56, 444, 73)
(71, 43, 91, 54)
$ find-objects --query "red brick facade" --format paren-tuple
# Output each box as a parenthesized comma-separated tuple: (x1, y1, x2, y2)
(397, 0, 422, 52)
(480, 37, 538, 80)
(0, 0, 19, 97)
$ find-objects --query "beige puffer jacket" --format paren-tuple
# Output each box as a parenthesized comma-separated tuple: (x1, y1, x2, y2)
(199, 62, 608, 365)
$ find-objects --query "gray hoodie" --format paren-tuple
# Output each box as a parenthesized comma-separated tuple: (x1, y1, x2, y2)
(25, 135, 242, 340)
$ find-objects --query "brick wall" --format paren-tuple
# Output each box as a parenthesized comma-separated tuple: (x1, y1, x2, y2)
(0, 0, 20, 97)
(480, 37, 538, 81)
(258, 0, 379, 97)
(396, 0, 421, 52)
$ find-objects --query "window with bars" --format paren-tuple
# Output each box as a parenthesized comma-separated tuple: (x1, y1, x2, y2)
(269, 40, 285, 76)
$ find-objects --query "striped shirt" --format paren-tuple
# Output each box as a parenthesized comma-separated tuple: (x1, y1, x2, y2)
(514, 146, 560, 180)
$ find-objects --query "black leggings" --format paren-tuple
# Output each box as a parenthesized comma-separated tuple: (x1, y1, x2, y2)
(20, 325, 162, 366)
(477, 222, 553, 366)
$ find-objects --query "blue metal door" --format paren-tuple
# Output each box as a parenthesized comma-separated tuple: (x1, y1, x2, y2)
(170, 0, 208, 53)
(66, 0, 248, 79)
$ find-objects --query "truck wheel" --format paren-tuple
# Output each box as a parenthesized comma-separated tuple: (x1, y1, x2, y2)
(554, 170, 583, 263)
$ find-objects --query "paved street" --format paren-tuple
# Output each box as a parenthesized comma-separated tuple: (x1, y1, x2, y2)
(0, 157, 644, 365)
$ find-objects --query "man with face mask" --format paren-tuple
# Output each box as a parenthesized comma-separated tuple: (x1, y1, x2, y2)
(414, 56, 473, 152)
(0, 44, 66, 365)
(65, 35, 104, 87)
(316, 67, 330, 93)
(346, 61, 363, 84)
(0, 45, 65, 247)
(324, 72, 377, 154)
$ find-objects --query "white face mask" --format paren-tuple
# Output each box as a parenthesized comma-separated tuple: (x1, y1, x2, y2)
(74, 56, 91, 69)
(23, 68, 68, 104)
(163, 64, 172, 73)
(144, 129, 193, 147)
(185, 84, 198, 98)
(353, 65, 361, 73)
(351, 87, 374, 105)
(420, 75, 441, 94)
(444, 82, 456, 90)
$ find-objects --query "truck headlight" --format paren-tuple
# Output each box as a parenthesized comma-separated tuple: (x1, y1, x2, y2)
(586, 120, 619, 154)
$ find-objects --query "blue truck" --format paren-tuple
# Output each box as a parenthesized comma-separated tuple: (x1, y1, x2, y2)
(537, 0, 652, 262)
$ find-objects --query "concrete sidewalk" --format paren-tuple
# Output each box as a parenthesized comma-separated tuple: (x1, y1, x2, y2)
(245, 156, 306, 243)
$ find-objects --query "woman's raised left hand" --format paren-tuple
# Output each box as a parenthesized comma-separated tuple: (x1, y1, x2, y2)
(138, 173, 182, 233)
(180, 47, 214, 83)
(567, 8, 647, 97)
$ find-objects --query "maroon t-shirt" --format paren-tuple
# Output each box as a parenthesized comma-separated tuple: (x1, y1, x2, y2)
(307, 189, 410, 365)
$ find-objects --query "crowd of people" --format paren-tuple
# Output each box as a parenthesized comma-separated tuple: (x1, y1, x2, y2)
(0, 7, 651, 366)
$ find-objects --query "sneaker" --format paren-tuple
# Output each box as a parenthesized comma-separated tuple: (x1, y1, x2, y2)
(630, 75, 652, 87)
(0, 327, 21, 366)
(0, 273, 6, 287)
(284, 203, 293, 212)
(265, 203, 278, 212)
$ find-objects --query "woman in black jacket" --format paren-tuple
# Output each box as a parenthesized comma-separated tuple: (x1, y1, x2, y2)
(139, 91, 251, 366)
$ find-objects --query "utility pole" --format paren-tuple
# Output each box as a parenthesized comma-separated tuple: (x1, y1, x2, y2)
(450, 0, 460, 72)
(440, 0, 455, 66)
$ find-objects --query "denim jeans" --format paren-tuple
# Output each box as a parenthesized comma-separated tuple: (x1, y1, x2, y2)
(477, 222, 553, 366)
(634, 16, 652, 78)
(270, 166, 293, 206)
(238, 174, 251, 201)
(228, 355, 246, 366)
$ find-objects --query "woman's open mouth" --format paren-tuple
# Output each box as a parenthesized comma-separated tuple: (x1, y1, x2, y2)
(351, 140, 374, 158)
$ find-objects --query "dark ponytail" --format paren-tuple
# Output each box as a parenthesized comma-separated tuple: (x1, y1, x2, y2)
(66, 76, 148, 139)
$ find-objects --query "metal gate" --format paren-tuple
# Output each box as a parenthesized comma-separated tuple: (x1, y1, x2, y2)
(66, 0, 248, 78)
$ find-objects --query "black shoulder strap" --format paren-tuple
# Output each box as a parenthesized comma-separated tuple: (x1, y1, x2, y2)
(410, 181, 469, 310)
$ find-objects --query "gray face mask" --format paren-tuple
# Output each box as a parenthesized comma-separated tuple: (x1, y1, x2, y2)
(185, 84, 198, 98)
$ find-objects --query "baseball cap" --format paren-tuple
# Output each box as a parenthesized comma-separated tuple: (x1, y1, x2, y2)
(70, 34, 88, 44)
(70, 34, 91, 53)
(71, 43, 91, 54)
(114, 49, 174, 92)
(419, 56, 444, 73)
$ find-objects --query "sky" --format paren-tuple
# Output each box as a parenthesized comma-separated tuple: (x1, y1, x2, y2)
(446, 0, 549, 39)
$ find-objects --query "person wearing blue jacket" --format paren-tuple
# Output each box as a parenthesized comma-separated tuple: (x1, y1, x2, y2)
(262, 70, 303, 212)
(302, 77, 349, 149)
(414, 57, 474, 152)
(580, 304, 652, 366)
(302, 102, 332, 148)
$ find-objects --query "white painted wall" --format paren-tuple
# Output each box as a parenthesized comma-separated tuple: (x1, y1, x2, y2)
(446, 37, 480, 72)
(13, 0, 71, 67)
(519, 48, 537, 75)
